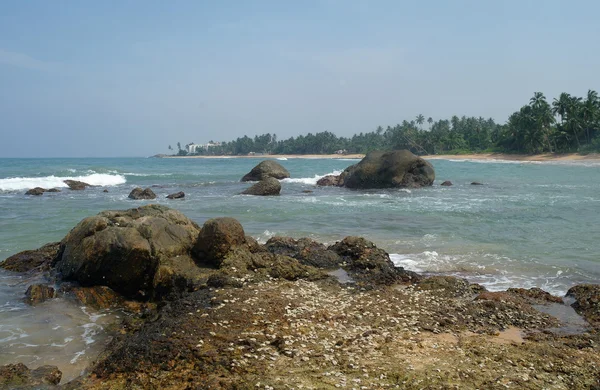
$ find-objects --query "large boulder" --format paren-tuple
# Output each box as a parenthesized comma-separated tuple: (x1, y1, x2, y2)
(193, 218, 247, 267)
(0, 242, 61, 273)
(63, 180, 91, 190)
(329, 236, 421, 286)
(241, 160, 290, 182)
(338, 150, 435, 189)
(128, 187, 157, 200)
(241, 177, 281, 196)
(265, 236, 341, 269)
(55, 205, 201, 299)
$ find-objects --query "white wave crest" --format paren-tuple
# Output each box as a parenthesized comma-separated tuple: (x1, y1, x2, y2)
(0, 173, 126, 191)
(281, 170, 342, 185)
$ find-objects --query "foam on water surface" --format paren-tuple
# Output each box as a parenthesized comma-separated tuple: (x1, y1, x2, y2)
(0, 173, 126, 191)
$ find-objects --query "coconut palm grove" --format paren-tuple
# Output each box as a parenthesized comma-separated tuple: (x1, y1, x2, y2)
(171, 90, 600, 156)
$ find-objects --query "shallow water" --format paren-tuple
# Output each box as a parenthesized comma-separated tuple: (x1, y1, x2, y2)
(0, 156, 599, 379)
(0, 271, 119, 381)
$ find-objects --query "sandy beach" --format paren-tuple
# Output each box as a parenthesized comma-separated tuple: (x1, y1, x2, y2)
(164, 154, 366, 160)
(424, 152, 600, 162)
(163, 152, 600, 162)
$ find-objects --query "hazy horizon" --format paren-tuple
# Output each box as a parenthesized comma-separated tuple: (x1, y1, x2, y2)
(1, 1, 599, 157)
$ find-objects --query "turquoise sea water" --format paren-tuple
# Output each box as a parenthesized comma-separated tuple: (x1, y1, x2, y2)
(0, 156, 599, 378)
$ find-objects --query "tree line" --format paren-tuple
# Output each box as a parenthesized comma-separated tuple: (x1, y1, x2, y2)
(169, 90, 600, 156)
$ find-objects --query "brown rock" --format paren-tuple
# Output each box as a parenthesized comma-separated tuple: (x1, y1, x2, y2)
(166, 191, 185, 199)
(241, 160, 290, 182)
(46, 188, 61, 193)
(0, 363, 62, 387)
(61, 285, 124, 309)
(0, 242, 60, 273)
(440, 180, 453, 186)
(64, 179, 91, 190)
(418, 276, 485, 298)
(24, 284, 56, 305)
(316, 175, 340, 186)
(507, 287, 563, 304)
(338, 150, 435, 189)
(566, 284, 600, 328)
(265, 236, 341, 269)
(128, 187, 157, 200)
(241, 177, 281, 196)
(55, 205, 201, 299)
(25, 187, 46, 195)
(193, 218, 246, 267)
(329, 236, 421, 286)
(471, 182, 484, 185)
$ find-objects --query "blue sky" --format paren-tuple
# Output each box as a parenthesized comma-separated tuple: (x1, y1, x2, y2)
(1, 1, 599, 157)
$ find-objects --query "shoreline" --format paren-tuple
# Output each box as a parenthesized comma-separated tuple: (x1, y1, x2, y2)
(425, 152, 600, 162)
(162, 152, 600, 162)
(163, 153, 365, 160)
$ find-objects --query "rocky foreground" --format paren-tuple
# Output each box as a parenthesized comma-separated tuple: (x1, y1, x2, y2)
(1, 205, 599, 389)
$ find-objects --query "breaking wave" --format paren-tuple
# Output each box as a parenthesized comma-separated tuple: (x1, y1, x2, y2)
(281, 170, 343, 186)
(0, 173, 126, 191)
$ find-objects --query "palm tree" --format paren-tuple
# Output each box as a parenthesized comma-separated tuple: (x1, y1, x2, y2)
(552, 93, 572, 123)
(529, 92, 555, 152)
(427, 117, 433, 129)
(416, 114, 425, 129)
(583, 90, 599, 143)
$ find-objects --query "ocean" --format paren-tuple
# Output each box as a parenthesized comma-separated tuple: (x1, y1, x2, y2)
(1, 156, 599, 380)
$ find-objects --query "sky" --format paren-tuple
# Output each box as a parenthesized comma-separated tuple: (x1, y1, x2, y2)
(1, 1, 599, 157)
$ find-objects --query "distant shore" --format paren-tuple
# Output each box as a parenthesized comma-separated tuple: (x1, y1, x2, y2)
(163, 153, 366, 160)
(161, 152, 600, 162)
(424, 152, 600, 162)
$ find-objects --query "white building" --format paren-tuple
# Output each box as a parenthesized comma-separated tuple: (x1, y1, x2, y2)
(187, 143, 200, 154)
(186, 141, 222, 154)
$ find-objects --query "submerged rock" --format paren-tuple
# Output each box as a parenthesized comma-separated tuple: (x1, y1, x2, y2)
(0, 242, 60, 273)
(25, 187, 46, 195)
(59, 285, 124, 310)
(63, 180, 91, 190)
(241, 177, 281, 196)
(128, 187, 157, 200)
(166, 191, 185, 199)
(55, 205, 200, 299)
(0, 363, 62, 388)
(440, 180, 453, 186)
(241, 160, 290, 182)
(471, 182, 484, 185)
(24, 284, 56, 305)
(316, 175, 340, 187)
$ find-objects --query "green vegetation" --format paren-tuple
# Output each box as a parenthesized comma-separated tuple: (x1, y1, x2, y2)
(172, 91, 600, 156)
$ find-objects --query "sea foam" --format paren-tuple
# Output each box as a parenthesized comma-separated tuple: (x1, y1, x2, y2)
(281, 170, 342, 186)
(0, 173, 126, 191)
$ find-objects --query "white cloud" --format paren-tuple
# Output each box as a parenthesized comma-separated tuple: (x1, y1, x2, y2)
(0, 49, 55, 71)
